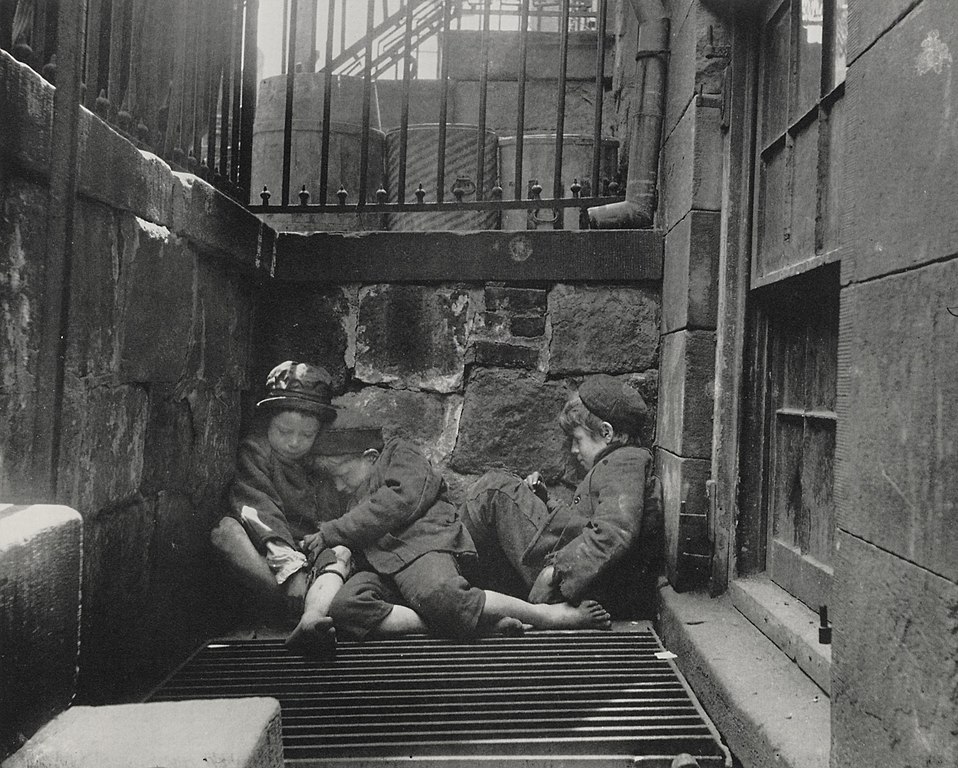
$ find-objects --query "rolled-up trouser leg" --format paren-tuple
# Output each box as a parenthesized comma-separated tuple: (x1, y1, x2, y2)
(392, 552, 486, 639)
(459, 470, 554, 590)
(327, 571, 400, 641)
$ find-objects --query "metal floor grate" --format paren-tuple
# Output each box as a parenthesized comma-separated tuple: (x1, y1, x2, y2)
(148, 625, 730, 767)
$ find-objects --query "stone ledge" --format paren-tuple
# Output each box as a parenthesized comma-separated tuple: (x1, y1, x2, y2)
(2, 698, 283, 768)
(728, 576, 831, 695)
(658, 586, 830, 768)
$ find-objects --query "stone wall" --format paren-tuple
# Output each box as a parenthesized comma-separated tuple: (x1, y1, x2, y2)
(0, 51, 272, 708)
(253, 257, 661, 506)
(834, 0, 958, 763)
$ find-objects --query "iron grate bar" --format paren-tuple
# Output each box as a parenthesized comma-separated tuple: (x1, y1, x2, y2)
(148, 627, 730, 766)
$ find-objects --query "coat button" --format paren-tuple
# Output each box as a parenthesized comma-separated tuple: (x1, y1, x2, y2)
(573, 495, 580, 504)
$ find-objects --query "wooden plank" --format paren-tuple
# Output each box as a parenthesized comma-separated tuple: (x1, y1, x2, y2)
(273, 230, 663, 283)
(768, 538, 832, 612)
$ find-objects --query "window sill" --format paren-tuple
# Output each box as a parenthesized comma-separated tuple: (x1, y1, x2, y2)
(657, 585, 830, 768)
(728, 575, 831, 695)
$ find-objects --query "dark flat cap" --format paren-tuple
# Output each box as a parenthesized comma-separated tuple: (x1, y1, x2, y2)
(257, 360, 336, 420)
(578, 374, 648, 436)
(312, 409, 385, 455)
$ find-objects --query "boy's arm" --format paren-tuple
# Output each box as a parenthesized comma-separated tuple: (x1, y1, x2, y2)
(229, 439, 297, 550)
(549, 448, 652, 602)
(319, 442, 443, 549)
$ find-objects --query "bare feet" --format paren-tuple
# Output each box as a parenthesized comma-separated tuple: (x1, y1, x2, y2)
(285, 615, 337, 657)
(538, 599, 612, 630)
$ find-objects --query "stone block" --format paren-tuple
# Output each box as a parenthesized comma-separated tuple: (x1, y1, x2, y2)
(661, 104, 723, 232)
(549, 283, 660, 375)
(2, 698, 284, 768)
(0, 52, 53, 177)
(0, 504, 81, 759)
(510, 314, 546, 338)
(255, 283, 353, 393)
(832, 530, 958, 768)
(484, 285, 548, 314)
(657, 329, 715, 458)
(76, 112, 174, 227)
(193, 258, 254, 387)
(356, 284, 470, 394)
(65, 199, 118, 380)
(664, 1, 730, 138)
(170, 172, 265, 272)
(839, 263, 958, 581)
(0, 179, 48, 395)
(847, 0, 912, 63)
(467, 339, 542, 370)
(662, 211, 720, 333)
(658, 449, 711, 592)
(56, 378, 149, 514)
(333, 388, 461, 467)
(77, 499, 155, 703)
(843, 0, 958, 282)
(451, 368, 573, 480)
(115, 215, 197, 384)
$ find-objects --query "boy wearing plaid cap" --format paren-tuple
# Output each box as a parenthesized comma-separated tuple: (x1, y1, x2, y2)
(461, 374, 663, 619)
(211, 361, 351, 653)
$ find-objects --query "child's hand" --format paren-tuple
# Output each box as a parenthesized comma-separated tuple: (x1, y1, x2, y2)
(331, 545, 354, 578)
(523, 471, 549, 503)
(300, 532, 326, 565)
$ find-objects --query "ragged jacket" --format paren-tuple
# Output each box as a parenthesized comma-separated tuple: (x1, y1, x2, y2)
(317, 438, 475, 575)
(228, 431, 343, 551)
(527, 444, 662, 617)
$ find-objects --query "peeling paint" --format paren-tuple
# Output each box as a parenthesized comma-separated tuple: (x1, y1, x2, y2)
(916, 30, 952, 76)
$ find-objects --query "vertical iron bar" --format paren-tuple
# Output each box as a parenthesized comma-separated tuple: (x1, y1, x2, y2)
(357, 0, 375, 208)
(35, 0, 85, 499)
(107, 0, 126, 120)
(123, 0, 145, 136)
(435, 0, 453, 204)
(552, 0, 570, 228)
(475, 0, 491, 200)
(397, 0, 416, 204)
(83, 0, 105, 109)
(281, 0, 298, 206)
(281, 0, 289, 74)
(339, 0, 346, 56)
(205, 0, 222, 175)
(190, 1, 204, 167)
(590, 0, 607, 197)
(239, 0, 258, 199)
(173, 0, 190, 164)
(513, 0, 529, 200)
(34, 0, 48, 69)
(229, 0, 243, 184)
(219, 0, 236, 184)
(318, 0, 336, 206)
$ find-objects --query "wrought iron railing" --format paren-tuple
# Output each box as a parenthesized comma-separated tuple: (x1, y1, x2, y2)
(0, 0, 255, 201)
(250, 0, 624, 229)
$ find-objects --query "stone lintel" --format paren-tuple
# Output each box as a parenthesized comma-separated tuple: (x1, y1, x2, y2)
(274, 230, 663, 283)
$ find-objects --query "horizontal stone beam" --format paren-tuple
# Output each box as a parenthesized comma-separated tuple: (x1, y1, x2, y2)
(274, 230, 663, 283)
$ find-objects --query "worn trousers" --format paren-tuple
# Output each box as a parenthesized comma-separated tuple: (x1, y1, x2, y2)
(458, 470, 578, 597)
(328, 551, 486, 641)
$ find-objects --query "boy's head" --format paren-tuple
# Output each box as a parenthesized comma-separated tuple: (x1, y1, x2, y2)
(312, 409, 385, 496)
(559, 375, 648, 469)
(257, 361, 336, 460)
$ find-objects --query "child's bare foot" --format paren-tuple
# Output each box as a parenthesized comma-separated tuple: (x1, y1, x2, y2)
(538, 599, 612, 630)
(285, 615, 336, 656)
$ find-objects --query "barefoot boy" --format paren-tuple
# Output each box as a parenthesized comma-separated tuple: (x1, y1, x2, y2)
(306, 411, 612, 642)
(210, 360, 352, 653)
(461, 374, 662, 619)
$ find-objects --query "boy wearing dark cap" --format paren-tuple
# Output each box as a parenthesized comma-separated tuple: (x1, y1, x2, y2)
(210, 361, 351, 653)
(305, 411, 613, 642)
(461, 374, 662, 619)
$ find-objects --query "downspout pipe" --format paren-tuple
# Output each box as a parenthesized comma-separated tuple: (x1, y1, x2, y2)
(588, 0, 669, 229)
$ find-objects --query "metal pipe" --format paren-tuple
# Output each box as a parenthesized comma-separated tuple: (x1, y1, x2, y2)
(239, 0, 259, 198)
(552, 0, 570, 228)
(590, 0, 608, 196)
(358, 0, 376, 208)
(588, 0, 669, 229)
(475, 0, 491, 200)
(435, 0, 453, 204)
(397, 0, 417, 204)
